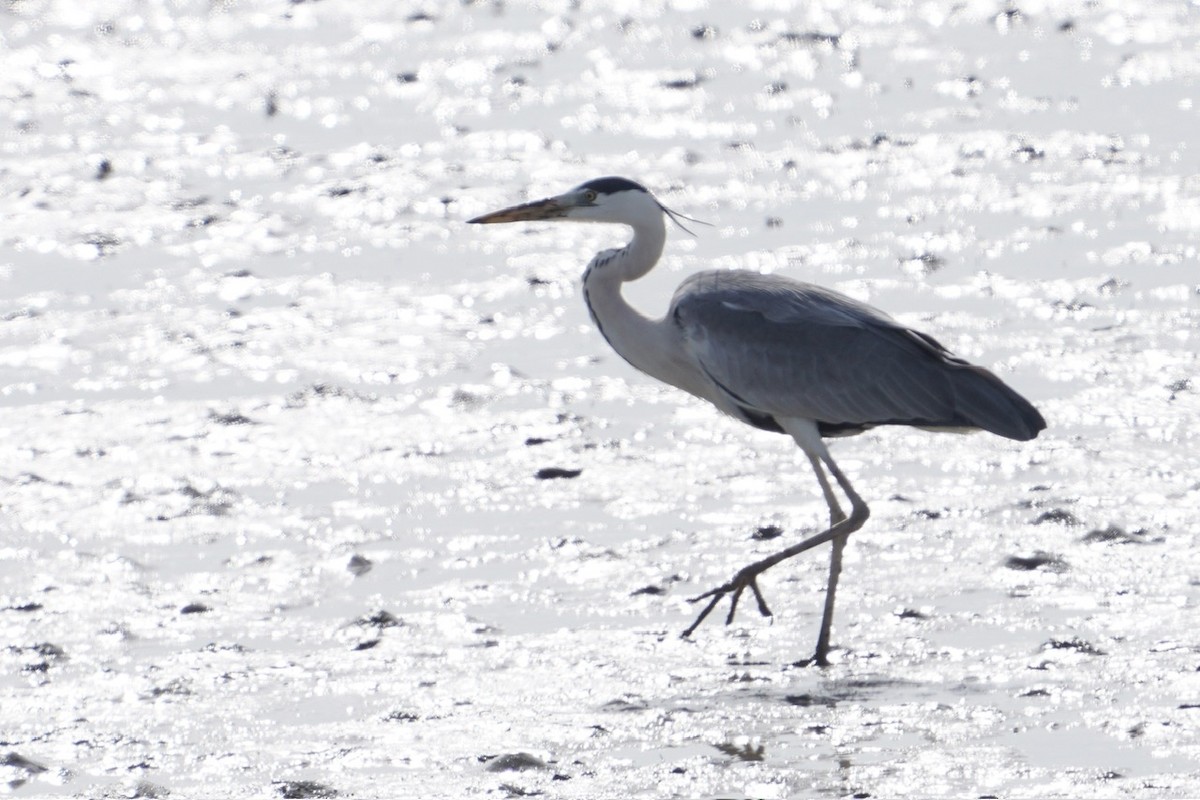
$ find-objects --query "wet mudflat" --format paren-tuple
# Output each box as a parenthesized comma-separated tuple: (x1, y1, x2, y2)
(1, 0, 1198, 797)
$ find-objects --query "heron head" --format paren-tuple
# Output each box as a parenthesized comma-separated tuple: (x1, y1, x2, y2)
(468, 177, 698, 232)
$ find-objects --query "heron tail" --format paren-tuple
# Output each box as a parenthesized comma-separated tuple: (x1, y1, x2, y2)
(950, 365, 1046, 441)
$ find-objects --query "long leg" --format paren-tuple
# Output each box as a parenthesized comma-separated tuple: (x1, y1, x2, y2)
(810, 452, 848, 530)
(808, 534, 846, 665)
(808, 454, 848, 667)
(682, 440, 869, 664)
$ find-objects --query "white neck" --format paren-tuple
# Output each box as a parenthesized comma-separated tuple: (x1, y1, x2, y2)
(580, 215, 690, 390)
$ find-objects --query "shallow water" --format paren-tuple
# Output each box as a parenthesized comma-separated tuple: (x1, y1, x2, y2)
(1, 0, 1198, 797)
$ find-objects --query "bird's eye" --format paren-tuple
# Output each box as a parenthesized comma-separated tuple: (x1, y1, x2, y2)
(584, 190, 597, 203)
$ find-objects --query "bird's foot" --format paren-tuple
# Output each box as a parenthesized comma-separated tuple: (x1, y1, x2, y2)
(681, 565, 773, 638)
(791, 652, 832, 669)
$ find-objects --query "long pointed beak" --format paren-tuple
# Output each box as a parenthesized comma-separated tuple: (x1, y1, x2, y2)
(468, 196, 568, 224)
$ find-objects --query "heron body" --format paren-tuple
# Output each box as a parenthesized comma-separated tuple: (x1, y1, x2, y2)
(470, 176, 1045, 666)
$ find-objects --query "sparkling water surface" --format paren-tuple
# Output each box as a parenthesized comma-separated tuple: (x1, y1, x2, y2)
(1, 1, 1198, 797)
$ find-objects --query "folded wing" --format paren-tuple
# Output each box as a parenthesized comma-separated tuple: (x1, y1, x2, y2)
(671, 271, 1045, 441)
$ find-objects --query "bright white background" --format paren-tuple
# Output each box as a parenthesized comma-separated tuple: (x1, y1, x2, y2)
(1, 1, 1198, 797)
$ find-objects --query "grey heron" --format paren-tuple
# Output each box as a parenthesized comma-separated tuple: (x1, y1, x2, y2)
(469, 176, 1045, 666)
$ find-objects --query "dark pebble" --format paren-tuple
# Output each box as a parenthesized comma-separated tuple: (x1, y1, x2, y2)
(534, 467, 581, 480)
(894, 608, 929, 620)
(783, 693, 837, 708)
(347, 554, 373, 576)
(1043, 637, 1106, 656)
(385, 710, 419, 722)
(208, 410, 255, 426)
(661, 76, 702, 90)
(277, 780, 337, 799)
(1081, 525, 1152, 544)
(751, 524, 784, 541)
(8, 602, 43, 612)
(483, 752, 547, 772)
(1032, 508, 1081, 525)
(357, 610, 402, 629)
(130, 780, 170, 798)
(32, 642, 66, 659)
(1003, 552, 1069, 572)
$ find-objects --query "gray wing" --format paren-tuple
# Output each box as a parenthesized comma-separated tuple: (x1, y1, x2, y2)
(670, 271, 1045, 441)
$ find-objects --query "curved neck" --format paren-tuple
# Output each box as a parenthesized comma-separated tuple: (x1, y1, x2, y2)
(581, 217, 676, 383)
(619, 213, 668, 282)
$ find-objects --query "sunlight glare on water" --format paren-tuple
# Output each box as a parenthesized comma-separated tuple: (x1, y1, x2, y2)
(0, 0, 1198, 798)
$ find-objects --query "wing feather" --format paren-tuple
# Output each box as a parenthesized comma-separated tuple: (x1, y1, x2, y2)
(671, 271, 1045, 440)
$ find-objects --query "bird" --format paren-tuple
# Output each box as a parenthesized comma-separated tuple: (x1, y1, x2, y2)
(468, 176, 1046, 666)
